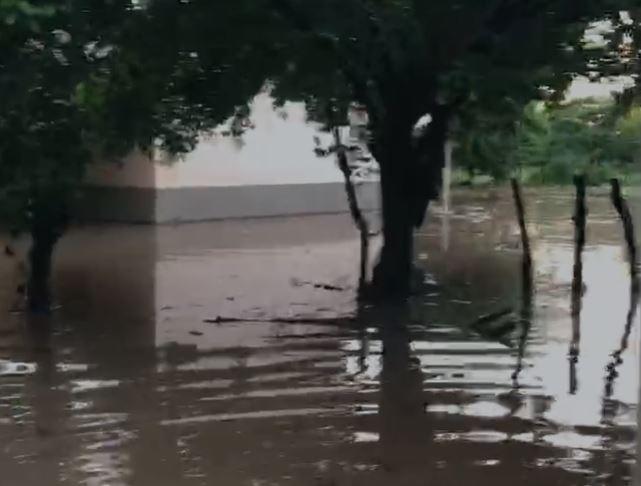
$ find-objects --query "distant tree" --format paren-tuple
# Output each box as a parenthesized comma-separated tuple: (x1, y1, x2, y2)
(508, 99, 641, 184)
(614, 106, 641, 164)
(452, 109, 519, 183)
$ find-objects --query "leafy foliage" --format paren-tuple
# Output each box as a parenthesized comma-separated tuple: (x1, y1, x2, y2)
(0, 1, 105, 231)
(0, 0, 287, 233)
(457, 99, 641, 186)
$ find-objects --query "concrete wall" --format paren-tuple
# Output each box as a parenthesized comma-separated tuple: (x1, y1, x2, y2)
(155, 94, 342, 188)
(77, 182, 379, 224)
(154, 181, 379, 224)
(81, 93, 380, 223)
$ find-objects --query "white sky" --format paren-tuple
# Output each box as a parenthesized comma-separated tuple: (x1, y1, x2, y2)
(566, 75, 635, 101)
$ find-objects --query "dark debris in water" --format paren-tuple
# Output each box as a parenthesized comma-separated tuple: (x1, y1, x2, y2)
(289, 277, 347, 292)
(204, 315, 358, 326)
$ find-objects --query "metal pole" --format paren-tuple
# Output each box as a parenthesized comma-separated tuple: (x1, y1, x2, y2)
(441, 140, 453, 251)
(442, 140, 453, 214)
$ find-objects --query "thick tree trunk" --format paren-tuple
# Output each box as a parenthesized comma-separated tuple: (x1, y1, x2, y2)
(367, 105, 448, 299)
(371, 162, 414, 297)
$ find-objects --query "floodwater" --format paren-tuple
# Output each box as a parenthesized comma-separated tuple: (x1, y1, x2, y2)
(0, 187, 639, 486)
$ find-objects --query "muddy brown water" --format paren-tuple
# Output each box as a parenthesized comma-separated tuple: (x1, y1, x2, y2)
(0, 187, 639, 485)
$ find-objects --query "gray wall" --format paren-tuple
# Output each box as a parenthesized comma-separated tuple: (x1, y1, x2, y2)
(76, 181, 380, 224)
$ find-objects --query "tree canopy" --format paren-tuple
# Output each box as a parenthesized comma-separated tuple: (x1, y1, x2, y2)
(264, 0, 641, 293)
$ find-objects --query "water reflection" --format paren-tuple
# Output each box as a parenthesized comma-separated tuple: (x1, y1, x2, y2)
(0, 189, 639, 485)
(512, 253, 534, 388)
(373, 304, 431, 475)
(604, 278, 640, 415)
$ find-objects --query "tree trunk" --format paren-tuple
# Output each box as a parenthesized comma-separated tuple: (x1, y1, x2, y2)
(26, 196, 68, 314)
(332, 127, 370, 293)
(368, 106, 448, 299)
(27, 225, 59, 313)
(371, 161, 414, 297)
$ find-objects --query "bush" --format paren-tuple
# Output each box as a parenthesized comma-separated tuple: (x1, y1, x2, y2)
(456, 100, 641, 186)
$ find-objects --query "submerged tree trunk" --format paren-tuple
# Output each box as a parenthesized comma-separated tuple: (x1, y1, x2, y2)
(28, 225, 60, 313)
(27, 197, 68, 313)
(370, 159, 415, 298)
(369, 107, 448, 299)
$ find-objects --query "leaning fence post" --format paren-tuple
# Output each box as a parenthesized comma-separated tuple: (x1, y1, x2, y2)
(609, 178, 638, 279)
(571, 175, 587, 308)
(510, 178, 532, 273)
(569, 174, 587, 394)
(510, 178, 534, 388)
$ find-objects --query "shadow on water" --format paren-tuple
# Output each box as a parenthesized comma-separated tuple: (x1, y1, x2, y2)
(357, 303, 430, 476)
(594, 277, 640, 486)
(511, 254, 534, 388)
(603, 276, 640, 414)
(568, 261, 582, 395)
